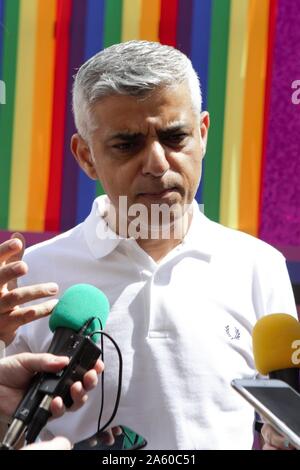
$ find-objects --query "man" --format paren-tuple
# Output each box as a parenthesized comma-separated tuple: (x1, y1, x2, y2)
(0, 41, 298, 449)
(0, 352, 103, 449)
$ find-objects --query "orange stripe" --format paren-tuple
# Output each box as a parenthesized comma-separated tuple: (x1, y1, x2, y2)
(238, 0, 270, 236)
(140, 0, 161, 41)
(27, 0, 56, 231)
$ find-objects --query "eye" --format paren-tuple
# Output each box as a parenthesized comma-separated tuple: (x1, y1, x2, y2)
(164, 133, 188, 144)
(112, 142, 138, 151)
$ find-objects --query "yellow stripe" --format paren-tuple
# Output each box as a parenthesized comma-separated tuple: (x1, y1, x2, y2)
(238, 0, 270, 236)
(27, 0, 56, 231)
(220, 0, 249, 229)
(140, 0, 161, 41)
(8, 0, 38, 231)
(121, 0, 142, 42)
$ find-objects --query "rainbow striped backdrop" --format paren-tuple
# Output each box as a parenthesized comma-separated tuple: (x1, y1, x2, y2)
(0, 0, 299, 297)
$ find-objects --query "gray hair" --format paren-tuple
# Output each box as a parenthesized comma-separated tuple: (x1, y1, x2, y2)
(72, 40, 202, 139)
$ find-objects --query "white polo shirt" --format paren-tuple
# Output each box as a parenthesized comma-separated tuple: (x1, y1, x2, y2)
(6, 196, 297, 449)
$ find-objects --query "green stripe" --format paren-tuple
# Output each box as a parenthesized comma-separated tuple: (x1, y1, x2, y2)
(103, 0, 123, 47)
(203, 0, 231, 222)
(0, 0, 20, 229)
(95, 0, 123, 197)
(96, 181, 105, 197)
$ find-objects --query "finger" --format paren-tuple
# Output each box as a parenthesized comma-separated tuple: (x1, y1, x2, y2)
(261, 423, 289, 449)
(7, 234, 26, 291)
(8, 233, 26, 262)
(93, 359, 104, 375)
(0, 261, 28, 289)
(112, 426, 123, 436)
(69, 381, 88, 411)
(0, 239, 23, 264)
(263, 443, 281, 450)
(0, 283, 59, 314)
(1, 298, 59, 328)
(101, 430, 115, 446)
(50, 396, 66, 419)
(82, 369, 98, 391)
(22, 436, 71, 450)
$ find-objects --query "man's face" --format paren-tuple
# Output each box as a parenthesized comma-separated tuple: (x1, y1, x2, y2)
(72, 82, 209, 220)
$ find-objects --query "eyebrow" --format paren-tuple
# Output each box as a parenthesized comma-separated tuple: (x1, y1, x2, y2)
(108, 132, 143, 142)
(158, 124, 189, 136)
(107, 123, 190, 142)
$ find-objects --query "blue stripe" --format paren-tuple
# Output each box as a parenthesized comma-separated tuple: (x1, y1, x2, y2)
(191, 0, 212, 110)
(191, 0, 212, 203)
(0, 0, 5, 80)
(76, 0, 105, 225)
(85, 0, 105, 58)
(287, 262, 300, 284)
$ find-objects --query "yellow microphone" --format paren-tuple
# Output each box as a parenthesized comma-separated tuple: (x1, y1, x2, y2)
(252, 313, 300, 391)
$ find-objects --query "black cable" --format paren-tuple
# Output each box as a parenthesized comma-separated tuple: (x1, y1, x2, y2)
(97, 319, 105, 432)
(78, 316, 106, 432)
(79, 316, 97, 336)
(89, 330, 123, 434)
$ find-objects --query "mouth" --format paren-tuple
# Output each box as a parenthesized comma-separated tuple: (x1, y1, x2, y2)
(137, 187, 181, 200)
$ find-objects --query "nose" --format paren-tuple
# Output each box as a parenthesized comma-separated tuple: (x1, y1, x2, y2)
(141, 140, 170, 177)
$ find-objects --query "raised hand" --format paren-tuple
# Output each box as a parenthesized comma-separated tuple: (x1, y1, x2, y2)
(0, 234, 59, 345)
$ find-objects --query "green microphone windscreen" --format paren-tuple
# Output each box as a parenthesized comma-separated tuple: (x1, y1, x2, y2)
(49, 284, 110, 343)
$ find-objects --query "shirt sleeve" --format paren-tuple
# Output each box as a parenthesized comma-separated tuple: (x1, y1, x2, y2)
(253, 249, 298, 321)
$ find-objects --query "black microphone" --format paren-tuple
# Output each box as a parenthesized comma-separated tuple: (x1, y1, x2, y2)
(0, 284, 110, 450)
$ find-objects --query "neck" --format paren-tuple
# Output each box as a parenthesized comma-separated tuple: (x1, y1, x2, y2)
(136, 235, 184, 263)
(106, 202, 193, 263)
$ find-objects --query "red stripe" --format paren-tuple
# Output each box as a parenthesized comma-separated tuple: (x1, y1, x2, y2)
(45, 0, 72, 231)
(159, 0, 179, 46)
(258, 0, 278, 233)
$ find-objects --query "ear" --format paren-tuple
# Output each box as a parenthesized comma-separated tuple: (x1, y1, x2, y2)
(200, 111, 210, 155)
(71, 133, 98, 180)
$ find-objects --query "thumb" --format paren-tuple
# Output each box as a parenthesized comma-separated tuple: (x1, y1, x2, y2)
(22, 436, 71, 450)
(16, 352, 70, 375)
(0, 353, 70, 390)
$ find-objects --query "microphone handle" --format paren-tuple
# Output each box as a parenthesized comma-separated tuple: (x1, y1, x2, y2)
(269, 368, 300, 392)
(12, 327, 80, 426)
(1, 328, 101, 448)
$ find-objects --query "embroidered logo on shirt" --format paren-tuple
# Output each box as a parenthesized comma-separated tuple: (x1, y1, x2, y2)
(225, 325, 241, 340)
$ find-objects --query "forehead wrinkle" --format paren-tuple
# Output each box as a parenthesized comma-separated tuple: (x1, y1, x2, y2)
(92, 99, 193, 142)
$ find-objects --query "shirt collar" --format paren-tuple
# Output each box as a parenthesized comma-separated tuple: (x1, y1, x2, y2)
(83, 195, 213, 260)
(180, 199, 213, 259)
(83, 195, 123, 259)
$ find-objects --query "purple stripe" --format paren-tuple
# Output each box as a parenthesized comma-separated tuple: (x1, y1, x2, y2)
(0, 231, 59, 247)
(60, 0, 87, 232)
(273, 245, 300, 262)
(260, 0, 300, 247)
(176, 0, 193, 55)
